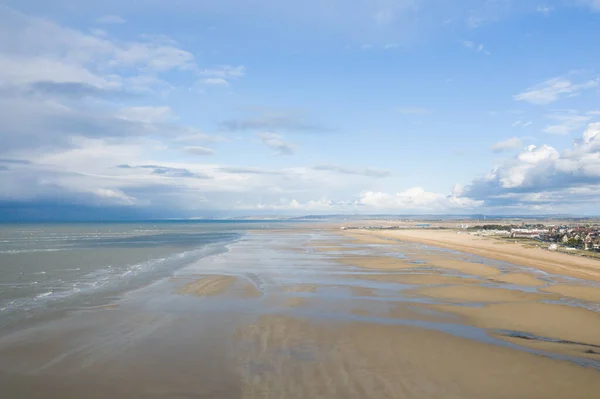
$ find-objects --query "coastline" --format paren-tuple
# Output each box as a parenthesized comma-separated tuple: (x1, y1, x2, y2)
(1, 226, 599, 398)
(343, 228, 600, 282)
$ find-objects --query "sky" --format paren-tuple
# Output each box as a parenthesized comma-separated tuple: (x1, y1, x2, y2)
(1, 0, 600, 219)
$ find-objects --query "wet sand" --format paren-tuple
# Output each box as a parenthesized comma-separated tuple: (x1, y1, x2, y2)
(0, 226, 599, 398)
(179, 275, 238, 296)
(490, 272, 546, 286)
(346, 272, 480, 286)
(235, 315, 600, 398)
(407, 285, 556, 302)
(542, 284, 600, 302)
(346, 229, 600, 281)
(432, 301, 600, 347)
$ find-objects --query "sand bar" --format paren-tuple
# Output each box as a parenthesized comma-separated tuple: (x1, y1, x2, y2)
(408, 285, 556, 303)
(541, 284, 600, 302)
(417, 256, 500, 277)
(490, 272, 546, 286)
(179, 275, 237, 297)
(347, 272, 480, 286)
(335, 255, 423, 270)
(433, 301, 600, 347)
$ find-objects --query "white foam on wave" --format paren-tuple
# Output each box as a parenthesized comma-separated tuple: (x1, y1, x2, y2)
(1, 235, 240, 322)
(0, 248, 66, 255)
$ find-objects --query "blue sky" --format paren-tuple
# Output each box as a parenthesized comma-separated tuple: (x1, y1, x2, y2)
(1, 0, 600, 218)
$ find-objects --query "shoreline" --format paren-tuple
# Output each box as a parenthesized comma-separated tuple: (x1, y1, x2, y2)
(343, 229, 600, 282)
(1, 227, 599, 398)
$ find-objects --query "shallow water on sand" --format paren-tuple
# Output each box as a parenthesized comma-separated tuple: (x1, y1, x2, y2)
(0, 227, 599, 398)
(0, 222, 266, 331)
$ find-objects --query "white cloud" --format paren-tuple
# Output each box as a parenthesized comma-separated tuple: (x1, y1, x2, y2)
(460, 40, 490, 55)
(200, 78, 230, 86)
(116, 106, 175, 124)
(251, 198, 340, 212)
(94, 188, 137, 205)
(0, 55, 113, 88)
(543, 111, 591, 135)
(0, 136, 399, 213)
(514, 76, 599, 105)
(183, 146, 215, 156)
(257, 133, 296, 155)
(198, 65, 245, 78)
(396, 106, 429, 115)
(221, 108, 330, 132)
(499, 144, 560, 188)
(582, 122, 600, 144)
(91, 29, 108, 37)
(374, 9, 395, 25)
(512, 120, 532, 128)
(0, 6, 242, 155)
(174, 131, 223, 144)
(313, 164, 390, 178)
(463, 123, 600, 210)
(359, 187, 482, 211)
(580, 1, 600, 11)
(491, 137, 522, 152)
(536, 6, 553, 16)
(0, 7, 198, 93)
(197, 65, 245, 87)
(96, 15, 127, 24)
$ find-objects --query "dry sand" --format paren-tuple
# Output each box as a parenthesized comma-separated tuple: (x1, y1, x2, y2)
(234, 315, 600, 399)
(348, 229, 600, 281)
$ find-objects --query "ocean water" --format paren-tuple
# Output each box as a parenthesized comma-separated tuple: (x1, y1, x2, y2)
(0, 221, 278, 331)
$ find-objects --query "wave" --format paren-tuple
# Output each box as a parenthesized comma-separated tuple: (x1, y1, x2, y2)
(0, 238, 238, 319)
(0, 248, 66, 255)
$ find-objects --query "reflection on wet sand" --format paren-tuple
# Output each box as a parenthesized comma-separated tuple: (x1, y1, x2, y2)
(235, 315, 600, 399)
(311, 230, 600, 375)
(0, 227, 598, 398)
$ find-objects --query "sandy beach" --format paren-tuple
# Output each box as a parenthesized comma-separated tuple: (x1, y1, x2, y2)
(345, 229, 600, 281)
(0, 225, 599, 398)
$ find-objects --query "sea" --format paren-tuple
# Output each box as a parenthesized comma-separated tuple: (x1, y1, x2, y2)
(0, 221, 277, 332)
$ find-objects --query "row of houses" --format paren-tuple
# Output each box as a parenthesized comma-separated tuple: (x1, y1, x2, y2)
(546, 226, 600, 251)
(512, 225, 600, 251)
(469, 224, 600, 251)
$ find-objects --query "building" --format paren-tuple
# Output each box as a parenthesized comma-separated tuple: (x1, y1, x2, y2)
(510, 228, 549, 239)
